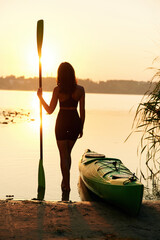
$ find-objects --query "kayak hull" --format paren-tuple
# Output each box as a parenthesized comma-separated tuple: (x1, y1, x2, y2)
(79, 150, 144, 216)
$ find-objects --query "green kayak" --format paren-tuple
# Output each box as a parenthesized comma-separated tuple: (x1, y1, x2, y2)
(79, 149, 144, 216)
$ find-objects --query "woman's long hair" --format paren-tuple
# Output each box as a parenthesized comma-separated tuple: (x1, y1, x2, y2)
(57, 62, 77, 94)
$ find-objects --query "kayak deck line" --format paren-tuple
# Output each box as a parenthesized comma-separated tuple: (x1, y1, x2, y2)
(82, 155, 138, 185)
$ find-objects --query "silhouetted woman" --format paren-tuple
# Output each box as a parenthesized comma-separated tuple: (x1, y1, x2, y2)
(37, 62, 85, 201)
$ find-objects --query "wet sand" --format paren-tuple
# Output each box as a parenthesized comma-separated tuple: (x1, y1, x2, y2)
(0, 200, 160, 240)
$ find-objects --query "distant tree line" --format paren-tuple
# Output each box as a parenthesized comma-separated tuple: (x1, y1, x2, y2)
(0, 75, 156, 95)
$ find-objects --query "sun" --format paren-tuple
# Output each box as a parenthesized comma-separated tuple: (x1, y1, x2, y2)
(27, 43, 58, 77)
(41, 45, 55, 75)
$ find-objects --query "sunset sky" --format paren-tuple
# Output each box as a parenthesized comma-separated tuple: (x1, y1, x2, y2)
(1, 0, 160, 82)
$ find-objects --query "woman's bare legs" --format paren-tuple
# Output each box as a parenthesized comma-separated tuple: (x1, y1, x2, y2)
(57, 139, 76, 200)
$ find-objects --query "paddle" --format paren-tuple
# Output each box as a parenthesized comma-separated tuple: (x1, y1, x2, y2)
(37, 19, 45, 200)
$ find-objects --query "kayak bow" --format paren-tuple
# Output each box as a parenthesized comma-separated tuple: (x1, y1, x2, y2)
(79, 149, 144, 215)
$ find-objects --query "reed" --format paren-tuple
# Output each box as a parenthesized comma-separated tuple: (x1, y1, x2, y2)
(127, 67, 160, 183)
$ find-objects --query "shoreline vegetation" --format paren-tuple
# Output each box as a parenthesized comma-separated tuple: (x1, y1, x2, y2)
(0, 75, 156, 94)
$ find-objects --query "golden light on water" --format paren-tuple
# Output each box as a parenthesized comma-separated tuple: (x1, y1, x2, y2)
(29, 112, 57, 138)
(29, 92, 58, 133)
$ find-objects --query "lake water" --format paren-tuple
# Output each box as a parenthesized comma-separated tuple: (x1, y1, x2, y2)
(0, 90, 159, 201)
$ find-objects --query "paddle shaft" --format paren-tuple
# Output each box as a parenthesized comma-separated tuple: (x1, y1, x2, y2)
(39, 59, 43, 161)
(37, 19, 44, 161)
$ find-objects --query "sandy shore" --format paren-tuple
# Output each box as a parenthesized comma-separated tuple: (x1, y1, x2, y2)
(0, 200, 160, 240)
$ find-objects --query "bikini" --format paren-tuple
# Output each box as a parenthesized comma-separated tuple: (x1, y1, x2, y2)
(55, 95, 82, 141)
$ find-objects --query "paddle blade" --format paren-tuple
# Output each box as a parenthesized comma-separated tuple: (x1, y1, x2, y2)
(37, 158, 45, 200)
(37, 19, 44, 57)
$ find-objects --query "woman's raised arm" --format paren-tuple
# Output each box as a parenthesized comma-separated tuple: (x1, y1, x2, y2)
(37, 87, 58, 114)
